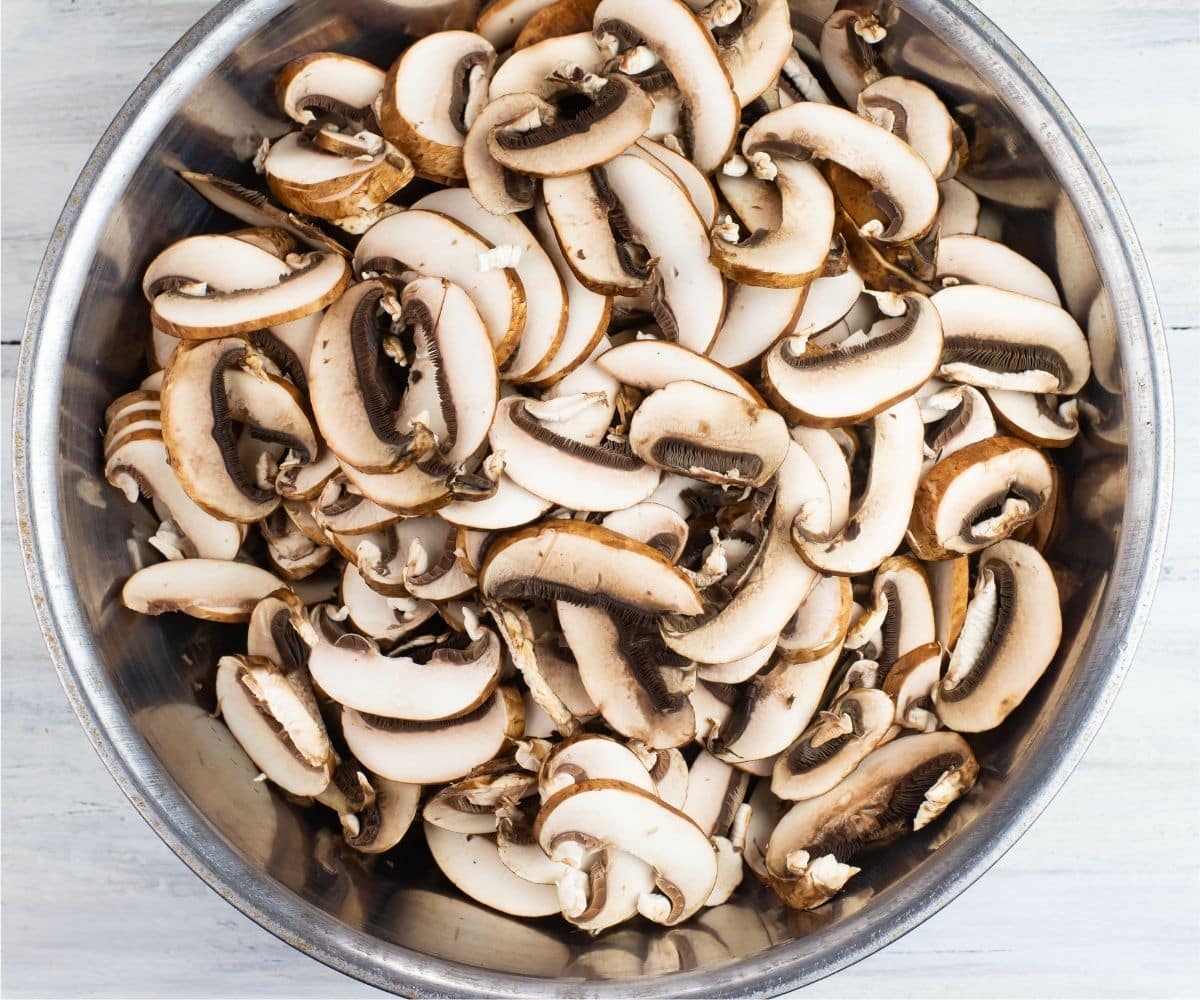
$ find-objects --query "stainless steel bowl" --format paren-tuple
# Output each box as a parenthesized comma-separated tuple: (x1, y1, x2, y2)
(14, 0, 1173, 995)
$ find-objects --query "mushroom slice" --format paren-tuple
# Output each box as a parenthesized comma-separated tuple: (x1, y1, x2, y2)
(478, 0, 559, 47)
(216, 654, 333, 796)
(871, 555, 935, 683)
(314, 480, 404, 536)
(489, 31, 606, 98)
(695, 639, 775, 685)
(488, 396, 659, 511)
(790, 425, 852, 533)
(765, 731, 979, 909)
(792, 397, 924, 577)
(142, 233, 292, 304)
(937, 178, 979, 236)
(340, 562, 437, 645)
(707, 283, 805, 371)
(487, 71, 654, 177)
(558, 604, 696, 748)
(601, 502, 689, 563)
(932, 284, 1091, 394)
(928, 556, 969, 650)
(515, 0, 606, 47)
(707, 644, 840, 766)
(262, 509, 335, 580)
(463, 93, 552, 215)
(342, 776, 420, 854)
(481, 519, 703, 618)
(177, 171, 349, 257)
(935, 235, 1059, 305)
(540, 732, 657, 799)
(744, 102, 938, 244)
(690, 681, 737, 744)
(936, 539, 1061, 732)
(403, 526, 475, 602)
(536, 779, 718, 924)
(771, 687, 894, 801)
(425, 823, 562, 917)
(682, 750, 750, 838)
(594, 0, 739, 173)
(151, 249, 349, 339)
(534, 632, 600, 722)
(632, 137, 719, 225)
(629, 381, 789, 488)
(987, 389, 1080, 449)
(908, 436, 1054, 560)
(818, 7, 888, 108)
(378, 30, 496, 183)
(597, 340, 761, 403)
(1087, 291, 1122, 394)
(440, 473, 553, 530)
(763, 292, 942, 427)
(710, 158, 834, 288)
(308, 606, 502, 720)
(426, 763, 538, 834)
(741, 776, 785, 884)
(122, 559, 285, 622)
(778, 574, 853, 662)
(342, 687, 524, 784)
(882, 641, 942, 733)
(921, 382, 997, 465)
(275, 52, 385, 127)
(700, 0, 791, 107)
(857, 76, 964, 181)
(339, 460, 459, 517)
(414, 187, 566, 383)
(354, 209, 526, 364)
(637, 743, 689, 808)
(247, 589, 317, 670)
(276, 447, 340, 501)
(104, 431, 242, 561)
(663, 441, 831, 664)
(788, 265, 865, 340)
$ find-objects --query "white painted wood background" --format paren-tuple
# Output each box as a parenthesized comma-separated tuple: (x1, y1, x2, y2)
(1, 1, 1197, 996)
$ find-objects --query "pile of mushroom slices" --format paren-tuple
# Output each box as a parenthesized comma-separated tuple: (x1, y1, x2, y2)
(106, 0, 1100, 926)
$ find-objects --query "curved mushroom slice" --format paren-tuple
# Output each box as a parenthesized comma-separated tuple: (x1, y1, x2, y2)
(354, 209, 526, 364)
(540, 732, 657, 799)
(633, 743, 689, 807)
(308, 607, 502, 721)
(314, 479, 404, 536)
(514, 0, 606, 48)
(818, 7, 888, 108)
(777, 574, 853, 662)
(987, 389, 1079, 449)
(744, 102, 938, 244)
(682, 750, 750, 839)
(601, 501, 689, 562)
(339, 562, 437, 645)
(342, 776, 420, 854)
(792, 396, 924, 576)
(142, 233, 292, 304)
(343, 687, 524, 784)
(247, 589, 317, 671)
(598, 340, 760, 404)
(478, 0, 559, 47)
(935, 235, 1059, 304)
(263, 132, 414, 222)
(771, 686, 894, 801)
(632, 137, 719, 226)
(1086, 291, 1122, 394)
(535, 778, 718, 924)
(857, 76, 964, 181)
(594, 0, 739, 173)
(487, 71, 654, 177)
(711, 158, 834, 289)
(871, 555, 935, 683)
(763, 292, 942, 427)
(488, 396, 659, 511)
(882, 640, 942, 733)
(378, 30, 496, 183)
(339, 460, 459, 517)
(707, 283, 805, 371)
(490, 31, 605, 99)
(937, 178, 979, 236)
(216, 654, 333, 796)
(425, 762, 538, 833)
(629, 381, 789, 488)
(533, 632, 600, 723)
(790, 425, 852, 533)
(414, 187, 566, 383)
(908, 435, 1054, 560)
(262, 509, 335, 580)
(122, 558, 285, 622)
(275, 51, 385, 127)
(463, 93, 550, 215)
(932, 284, 1091, 394)
(425, 823, 562, 917)
(936, 539, 1061, 732)
(690, 680, 737, 744)
(558, 604, 696, 748)
(920, 382, 997, 465)
(440, 472, 553, 529)
(788, 265, 865, 341)
(707, 644, 839, 766)
(927, 555, 969, 650)
(403, 525, 476, 602)
(697, 0, 791, 107)
(276, 448, 340, 501)
(766, 731, 979, 909)
(152, 250, 349, 339)
(664, 441, 831, 664)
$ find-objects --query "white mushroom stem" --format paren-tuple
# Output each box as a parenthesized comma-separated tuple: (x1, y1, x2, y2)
(943, 568, 998, 691)
(914, 766, 975, 830)
(748, 151, 778, 181)
(784, 850, 861, 894)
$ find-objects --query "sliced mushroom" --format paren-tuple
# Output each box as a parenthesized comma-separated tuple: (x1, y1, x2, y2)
(932, 284, 1091, 394)
(987, 389, 1080, 449)
(276, 447, 339, 502)
(262, 509, 335, 580)
(699, 0, 791, 107)
(122, 559, 286, 622)
(540, 732, 657, 799)
(342, 686, 524, 784)
(788, 265, 865, 340)
(216, 653, 332, 796)
(763, 292, 942, 427)
(340, 561, 436, 645)
(792, 396, 924, 576)
(818, 7, 888, 108)
(490, 31, 606, 98)
(463, 93, 553, 215)
(425, 762, 538, 833)
(478, 0, 559, 47)
(882, 640, 942, 733)
(766, 731, 978, 908)
(682, 750, 750, 838)
(342, 776, 420, 853)
(247, 589, 317, 671)
(142, 233, 292, 305)
(354, 209, 526, 364)
(629, 380, 788, 488)
(935, 235, 1059, 304)
(633, 137, 719, 225)
(771, 686, 894, 800)
(870, 555, 935, 683)
(378, 30, 496, 183)
(440, 472, 553, 530)
(595, 0, 739, 172)
(601, 501, 689, 562)
(275, 51, 385, 127)
(536, 778, 718, 924)
(598, 339, 759, 403)
(908, 435, 1054, 560)
(426, 823, 562, 916)
(694, 640, 776, 685)
(857, 75, 964, 181)
(707, 283, 806, 371)
(927, 556, 969, 650)
(936, 178, 979, 236)
(314, 479, 404, 536)
(515, 0, 605, 47)
(935, 539, 1061, 732)
(920, 381, 997, 465)
(777, 574, 853, 662)
(790, 425, 852, 533)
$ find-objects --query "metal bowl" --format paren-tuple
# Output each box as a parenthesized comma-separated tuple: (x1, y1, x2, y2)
(14, 0, 1173, 994)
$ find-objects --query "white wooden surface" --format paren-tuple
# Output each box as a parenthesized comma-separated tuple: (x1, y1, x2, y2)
(2, 1, 1197, 996)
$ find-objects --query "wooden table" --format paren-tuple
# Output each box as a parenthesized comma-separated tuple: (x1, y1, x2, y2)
(2, 1, 1196, 995)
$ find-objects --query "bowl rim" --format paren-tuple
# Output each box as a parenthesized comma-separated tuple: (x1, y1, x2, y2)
(13, 0, 1174, 995)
